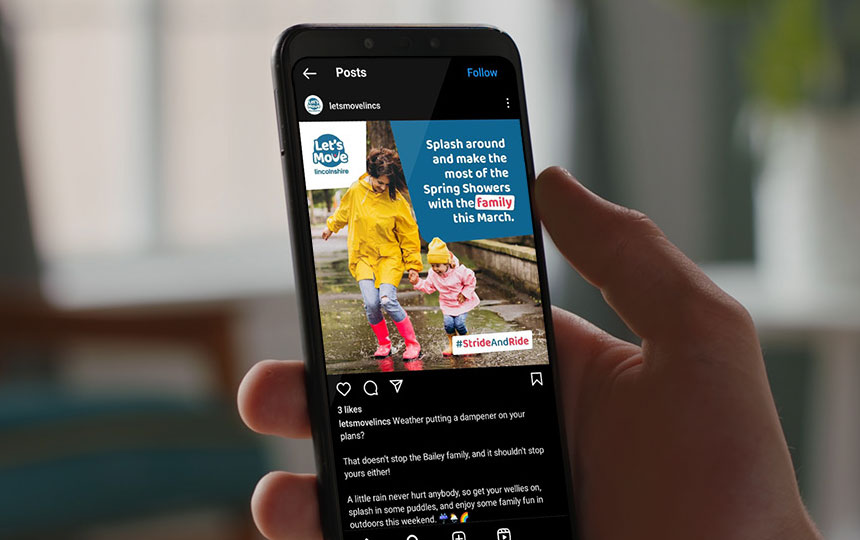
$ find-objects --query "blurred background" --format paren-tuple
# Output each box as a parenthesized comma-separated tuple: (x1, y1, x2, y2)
(1, 0, 858, 538)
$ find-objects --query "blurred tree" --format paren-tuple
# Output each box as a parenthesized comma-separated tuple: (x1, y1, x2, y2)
(367, 120, 396, 151)
(675, 0, 860, 108)
(311, 189, 336, 212)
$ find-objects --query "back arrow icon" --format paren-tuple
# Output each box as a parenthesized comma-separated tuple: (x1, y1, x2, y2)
(303, 67, 317, 79)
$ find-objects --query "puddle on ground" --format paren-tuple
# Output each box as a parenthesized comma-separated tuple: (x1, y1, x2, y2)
(316, 248, 549, 375)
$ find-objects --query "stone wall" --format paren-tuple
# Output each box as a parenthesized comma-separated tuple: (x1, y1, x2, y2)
(453, 239, 540, 296)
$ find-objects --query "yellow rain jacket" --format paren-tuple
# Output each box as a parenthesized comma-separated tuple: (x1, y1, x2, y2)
(326, 174, 423, 288)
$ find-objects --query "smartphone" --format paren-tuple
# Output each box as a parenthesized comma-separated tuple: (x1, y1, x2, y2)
(272, 25, 576, 540)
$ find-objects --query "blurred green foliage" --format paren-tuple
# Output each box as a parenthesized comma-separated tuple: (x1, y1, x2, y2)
(748, 0, 832, 107)
(310, 189, 337, 211)
(677, 0, 860, 108)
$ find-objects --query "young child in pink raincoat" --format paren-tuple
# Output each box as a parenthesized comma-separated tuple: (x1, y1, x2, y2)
(408, 237, 480, 356)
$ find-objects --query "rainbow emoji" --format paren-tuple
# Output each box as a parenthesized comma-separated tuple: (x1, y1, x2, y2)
(460, 512, 469, 523)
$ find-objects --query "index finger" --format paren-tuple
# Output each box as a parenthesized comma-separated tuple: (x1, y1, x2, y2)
(535, 167, 748, 343)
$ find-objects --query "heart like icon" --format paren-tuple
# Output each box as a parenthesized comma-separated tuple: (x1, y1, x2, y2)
(336, 382, 351, 397)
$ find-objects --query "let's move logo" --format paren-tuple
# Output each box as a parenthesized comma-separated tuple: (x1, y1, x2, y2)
(312, 134, 348, 168)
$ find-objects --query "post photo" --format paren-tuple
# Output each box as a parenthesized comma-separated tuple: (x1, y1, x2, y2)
(302, 120, 548, 374)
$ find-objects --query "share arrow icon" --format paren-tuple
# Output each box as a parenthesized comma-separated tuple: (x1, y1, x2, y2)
(390, 379, 403, 393)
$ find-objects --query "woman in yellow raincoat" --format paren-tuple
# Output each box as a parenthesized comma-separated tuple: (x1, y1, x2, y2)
(322, 148, 424, 371)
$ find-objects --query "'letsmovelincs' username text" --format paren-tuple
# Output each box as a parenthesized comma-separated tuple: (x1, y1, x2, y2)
(328, 101, 381, 111)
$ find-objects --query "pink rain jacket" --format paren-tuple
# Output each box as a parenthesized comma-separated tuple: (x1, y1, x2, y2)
(413, 258, 480, 317)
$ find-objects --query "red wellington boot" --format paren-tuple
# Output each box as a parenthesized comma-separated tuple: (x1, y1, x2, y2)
(370, 320, 393, 371)
(393, 316, 421, 361)
(370, 320, 391, 357)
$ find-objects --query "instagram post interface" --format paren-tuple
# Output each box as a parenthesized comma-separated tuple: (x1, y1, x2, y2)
(291, 55, 574, 539)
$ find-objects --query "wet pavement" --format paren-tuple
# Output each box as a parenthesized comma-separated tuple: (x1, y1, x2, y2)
(312, 225, 549, 374)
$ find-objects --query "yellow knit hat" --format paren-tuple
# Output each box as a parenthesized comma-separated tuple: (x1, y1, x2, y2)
(427, 237, 450, 264)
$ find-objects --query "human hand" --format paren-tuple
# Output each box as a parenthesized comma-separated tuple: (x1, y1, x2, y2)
(321, 228, 332, 240)
(408, 269, 419, 284)
(237, 167, 820, 540)
(238, 361, 320, 540)
(457, 292, 467, 304)
(534, 167, 819, 540)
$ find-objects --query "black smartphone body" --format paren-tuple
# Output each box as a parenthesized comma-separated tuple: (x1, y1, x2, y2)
(272, 25, 577, 540)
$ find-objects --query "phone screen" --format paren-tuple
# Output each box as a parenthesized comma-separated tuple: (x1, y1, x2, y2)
(290, 55, 575, 540)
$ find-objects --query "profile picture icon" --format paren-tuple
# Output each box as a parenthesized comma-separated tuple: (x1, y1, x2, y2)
(304, 94, 323, 115)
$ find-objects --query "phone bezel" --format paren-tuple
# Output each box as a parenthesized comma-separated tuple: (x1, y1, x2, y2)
(272, 24, 577, 540)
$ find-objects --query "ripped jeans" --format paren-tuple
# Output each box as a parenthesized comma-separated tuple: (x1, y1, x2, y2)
(359, 280, 407, 325)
